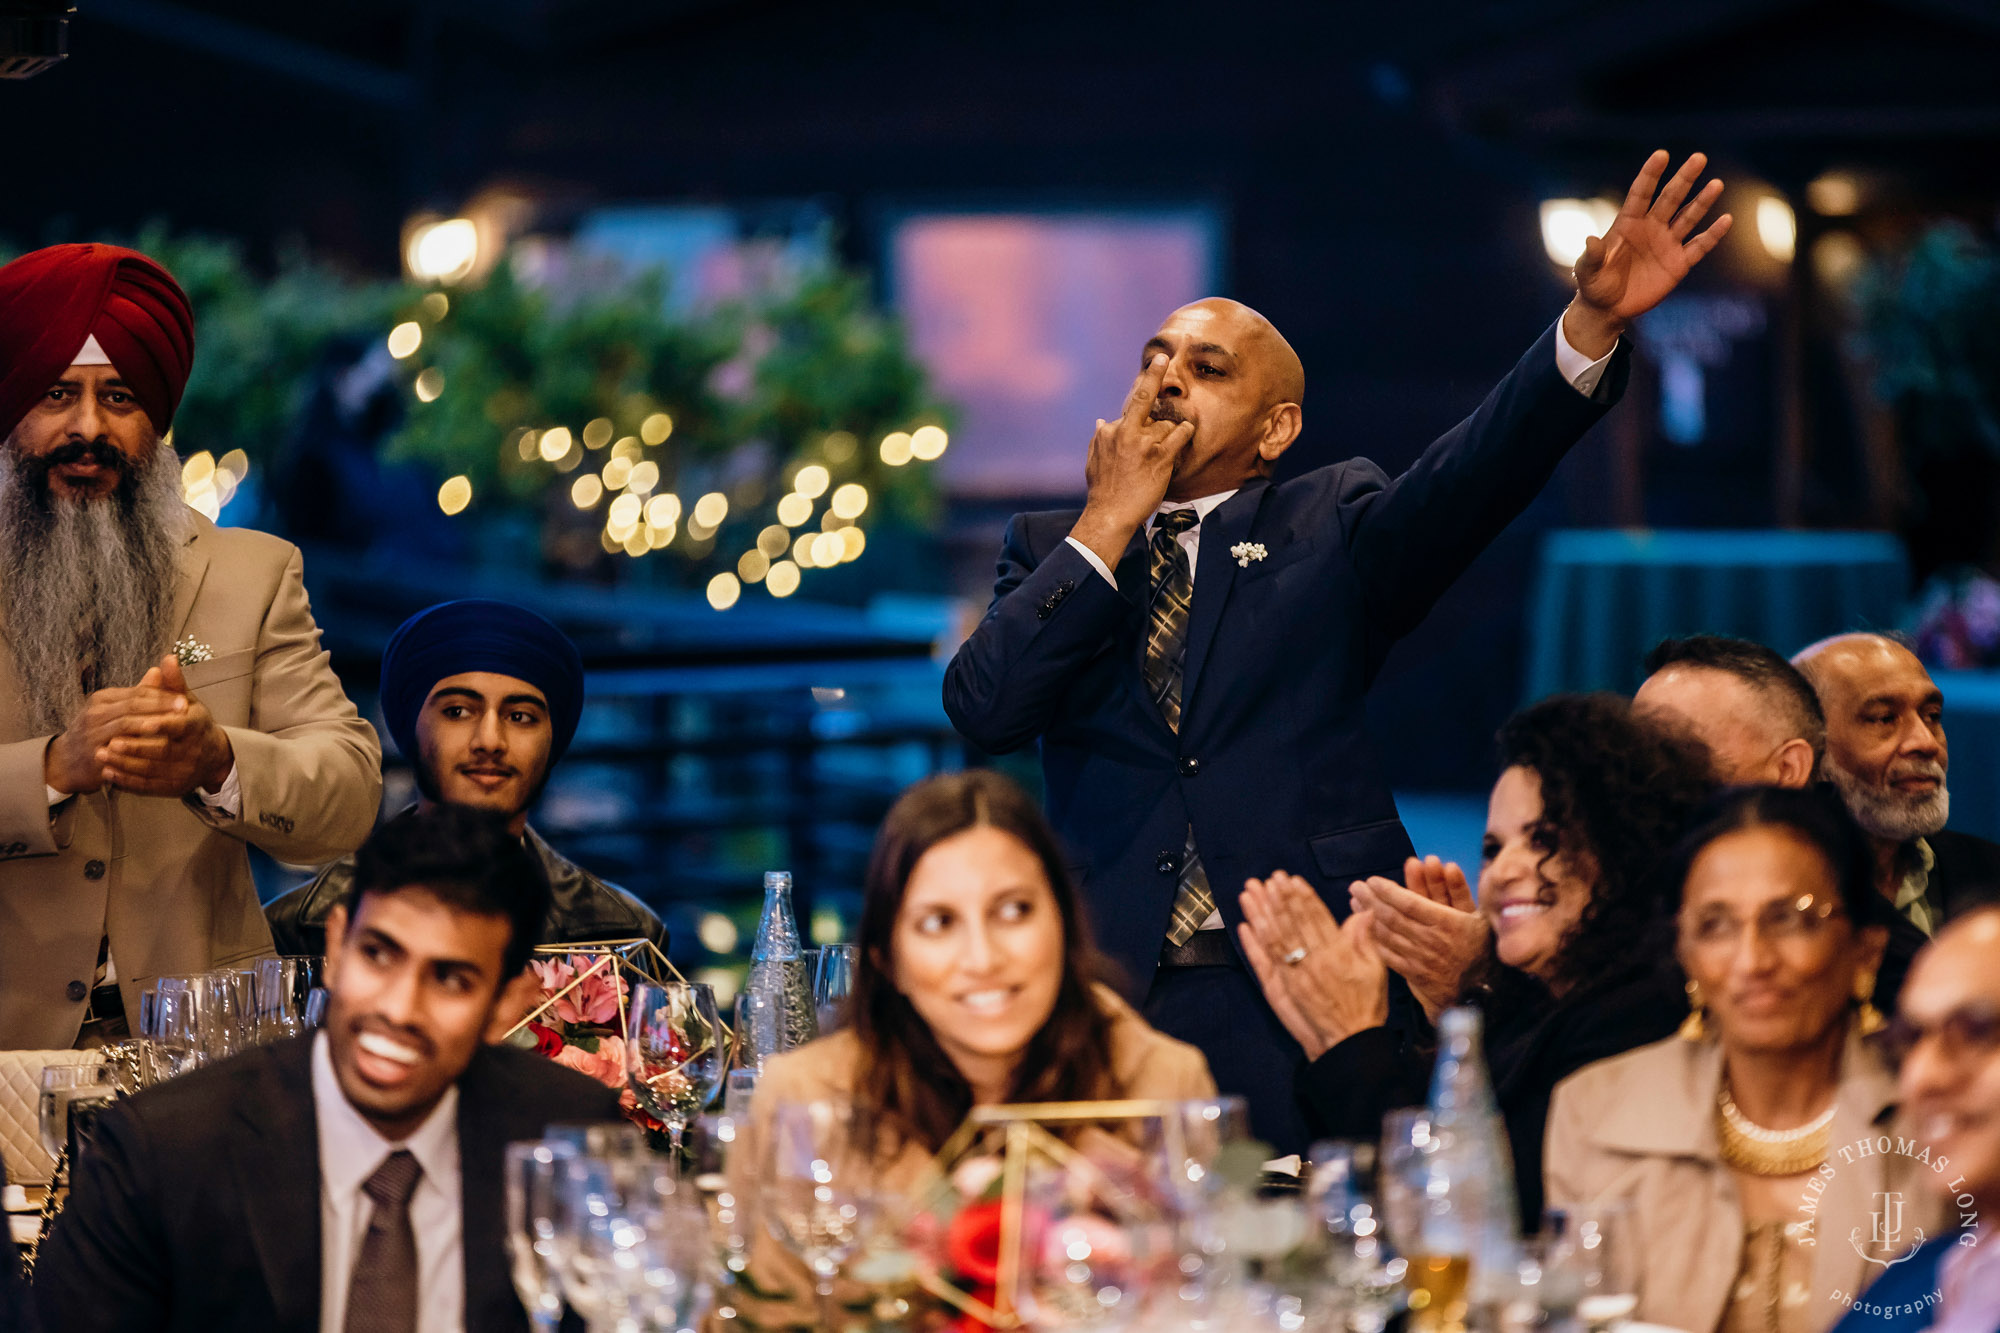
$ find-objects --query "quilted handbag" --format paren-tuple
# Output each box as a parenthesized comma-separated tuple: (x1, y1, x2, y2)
(0, 1049, 104, 1187)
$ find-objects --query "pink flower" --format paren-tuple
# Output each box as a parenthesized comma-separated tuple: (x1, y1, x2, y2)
(535, 954, 628, 1027)
(530, 956, 576, 998)
(553, 1034, 628, 1090)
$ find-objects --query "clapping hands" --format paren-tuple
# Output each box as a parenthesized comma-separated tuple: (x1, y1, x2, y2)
(1349, 856, 1492, 1024)
(43, 653, 234, 799)
(1238, 870, 1389, 1060)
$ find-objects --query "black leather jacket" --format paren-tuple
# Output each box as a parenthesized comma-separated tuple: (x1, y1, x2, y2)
(265, 821, 669, 959)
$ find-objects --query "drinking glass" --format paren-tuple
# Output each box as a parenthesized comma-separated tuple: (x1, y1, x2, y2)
(1017, 1154, 1158, 1332)
(723, 1067, 758, 1115)
(254, 955, 323, 1043)
(38, 1061, 120, 1169)
(626, 981, 725, 1160)
(1542, 1203, 1639, 1331)
(733, 988, 780, 1073)
(762, 1099, 873, 1325)
(812, 945, 857, 1033)
(506, 1139, 577, 1331)
(139, 981, 202, 1084)
(559, 1149, 704, 1331)
(1377, 1109, 1435, 1256)
(689, 1113, 759, 1302)
(194, 969, 253, 1061)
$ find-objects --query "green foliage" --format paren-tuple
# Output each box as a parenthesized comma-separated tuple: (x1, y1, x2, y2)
(1855, 221, 2000, 461)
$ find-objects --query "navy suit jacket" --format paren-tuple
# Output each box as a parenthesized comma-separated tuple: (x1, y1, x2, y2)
(944, 322, 1626, 989)
(1830, 1234, 1992, 1333)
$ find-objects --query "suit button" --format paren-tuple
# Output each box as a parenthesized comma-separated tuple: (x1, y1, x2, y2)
(1180, 757, 1200, 777)
(66, 980, 88, 1003)
(1156, 851, 1180, 875)
(84, 859, 106, 880)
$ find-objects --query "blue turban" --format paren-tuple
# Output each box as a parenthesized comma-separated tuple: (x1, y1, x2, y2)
(379, 600, 586, 768)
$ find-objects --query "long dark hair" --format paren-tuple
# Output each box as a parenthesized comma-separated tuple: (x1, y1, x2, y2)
(1470, 693, 1715, 999)
(850, 770, 1118, 1155)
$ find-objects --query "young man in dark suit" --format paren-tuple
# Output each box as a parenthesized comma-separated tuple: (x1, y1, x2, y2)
(944, 149, 1733, 1148)
(33, 805, 622, 1333)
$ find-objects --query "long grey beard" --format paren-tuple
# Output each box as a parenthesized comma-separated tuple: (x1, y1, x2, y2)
(0, 441, 189, 735)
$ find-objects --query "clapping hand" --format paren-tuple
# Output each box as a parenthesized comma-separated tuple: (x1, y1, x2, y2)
(93, 655, 234, 798)
(1238, 870, 1389, 1060)
(1349, 855, 1491, 1024)
(1564, 149, 1733, 358)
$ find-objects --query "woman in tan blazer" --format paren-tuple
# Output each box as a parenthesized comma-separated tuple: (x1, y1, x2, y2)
(719, 771, 1215, 1330)
(1545, 787, 1943, 1333)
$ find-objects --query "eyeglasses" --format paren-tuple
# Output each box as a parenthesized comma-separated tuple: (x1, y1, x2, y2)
(1678, 894, 1847, 952)
(1879, 1003, 2000, 1069)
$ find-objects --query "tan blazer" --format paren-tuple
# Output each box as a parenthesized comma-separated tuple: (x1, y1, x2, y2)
(1544, 1030, 1946, 1333)
(720, 986, 1216, 1329)
(0, 513, 382, 1048)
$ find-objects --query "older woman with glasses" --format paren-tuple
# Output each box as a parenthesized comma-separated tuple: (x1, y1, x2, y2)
(1546, 785, 1945, 1333)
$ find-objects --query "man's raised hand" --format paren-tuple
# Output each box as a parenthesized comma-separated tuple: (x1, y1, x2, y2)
(1564, 149, 1734, 358)
(1069, 354, 1196, 571)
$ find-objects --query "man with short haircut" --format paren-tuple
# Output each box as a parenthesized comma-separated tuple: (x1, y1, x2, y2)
(1633, 633, 1822, 786)
(266, 599, 666, 957)
(0, 243, 382, 1049)
(34, 804, 622, 1333)
(1793, 632, 2000, 1012)
(1830, 906, 2000, 1333)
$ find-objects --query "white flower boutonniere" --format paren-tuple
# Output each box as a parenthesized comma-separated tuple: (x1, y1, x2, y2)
(175, 634, 214, 667)
(1230, 542, 1268, 568)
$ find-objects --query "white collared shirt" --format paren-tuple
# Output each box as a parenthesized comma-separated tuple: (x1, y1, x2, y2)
(1063, 321, 1616, 589)
(312, 1032, 466, 1333)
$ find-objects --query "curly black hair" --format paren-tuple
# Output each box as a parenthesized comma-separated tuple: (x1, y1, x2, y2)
(1476, 693, 1716, 998)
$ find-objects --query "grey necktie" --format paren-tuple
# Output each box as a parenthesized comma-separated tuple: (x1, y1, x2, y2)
(345, 1149, 422, 1333)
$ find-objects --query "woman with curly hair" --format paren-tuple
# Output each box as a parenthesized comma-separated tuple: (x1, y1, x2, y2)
(1240, 693, 1714, 1224)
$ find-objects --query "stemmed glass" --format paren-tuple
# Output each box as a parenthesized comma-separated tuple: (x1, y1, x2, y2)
(1542, 1203, 1639, 1330)
(38, 1061, 121, 1171)
(762, 1098, 874, 1327)
(813, 945, 857, 1033)
(254, 955, 324, 1042)
(138, 981, 202, 1084)
(505, 1138, 577, 1331)
(625, 981, 725, 1161)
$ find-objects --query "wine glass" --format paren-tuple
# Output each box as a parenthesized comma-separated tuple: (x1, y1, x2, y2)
(813, 945, 857, 1032)
(762, 1099, 873, 1326)
(38, 1061, 120, 1172)
(505, 1139, 577, 1331)
(560, 1149, 704, 1331)
(1017, 1153, 1159, 1332)
(139, 981, 202, 1084)
(626, 981, 725, 1160)
(254, 955, 323, 1043)
(1542, 1203, 1639, 1331)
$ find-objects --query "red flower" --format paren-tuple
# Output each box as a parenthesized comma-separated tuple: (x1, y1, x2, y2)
(527, 1021, 565, 1058)
(951, 1285, 998, 1333)
(946, 1201, 1005, 1287)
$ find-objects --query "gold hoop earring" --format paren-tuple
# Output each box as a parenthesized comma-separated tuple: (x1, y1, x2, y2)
(1678, 978, 1708, 1042)
(1854, 971, 1887, 1036)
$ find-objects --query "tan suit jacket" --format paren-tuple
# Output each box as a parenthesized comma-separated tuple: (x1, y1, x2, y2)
(0, 512, 382, 1048)
(1544, 1030, 1946, 1333)
(721, 986, 1216, 1329)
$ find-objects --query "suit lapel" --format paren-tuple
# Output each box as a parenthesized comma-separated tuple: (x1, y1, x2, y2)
(231, 1039, 324, 1328)
(1180, 481, 1270, 721)
(167, 518, 211, 643)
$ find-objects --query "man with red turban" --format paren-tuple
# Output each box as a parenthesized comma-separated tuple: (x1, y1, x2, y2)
(0, 243, 383, 1048)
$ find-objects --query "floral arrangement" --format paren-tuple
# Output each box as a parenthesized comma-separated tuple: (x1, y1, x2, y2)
(509, 945, 670, 1137)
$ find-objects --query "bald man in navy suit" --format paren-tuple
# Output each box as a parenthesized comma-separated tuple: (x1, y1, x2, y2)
(945, 150, 1735, 1149)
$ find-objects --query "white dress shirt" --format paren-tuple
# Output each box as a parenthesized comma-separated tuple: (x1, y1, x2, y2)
(1063, 319, 1617, 589)
(312, 1032, 466, 1333)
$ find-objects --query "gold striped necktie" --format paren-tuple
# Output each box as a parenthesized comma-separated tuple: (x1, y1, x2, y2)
(1143, 508, 1218, 947)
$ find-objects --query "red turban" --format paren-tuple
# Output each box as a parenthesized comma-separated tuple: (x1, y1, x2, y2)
(0, 243, 196, 440)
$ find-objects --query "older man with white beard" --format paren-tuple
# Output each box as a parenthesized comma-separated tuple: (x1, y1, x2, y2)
(1793, 631, 2000, 1015)
(0, 243, 381, 1049)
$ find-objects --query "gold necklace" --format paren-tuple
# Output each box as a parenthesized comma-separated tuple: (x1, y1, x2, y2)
(1715, 1083, 1835, 1177)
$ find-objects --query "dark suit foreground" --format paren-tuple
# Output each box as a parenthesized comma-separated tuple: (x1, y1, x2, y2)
(33, 1035, 620, 1333)
(945, 322, 1626, 1148)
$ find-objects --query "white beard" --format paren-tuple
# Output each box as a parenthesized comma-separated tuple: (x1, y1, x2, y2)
(1824, 753, 1950, 842)
(0, 440, 188, 735)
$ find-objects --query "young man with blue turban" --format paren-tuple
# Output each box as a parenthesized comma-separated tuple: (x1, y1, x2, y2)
(266, 599, 667, 956)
